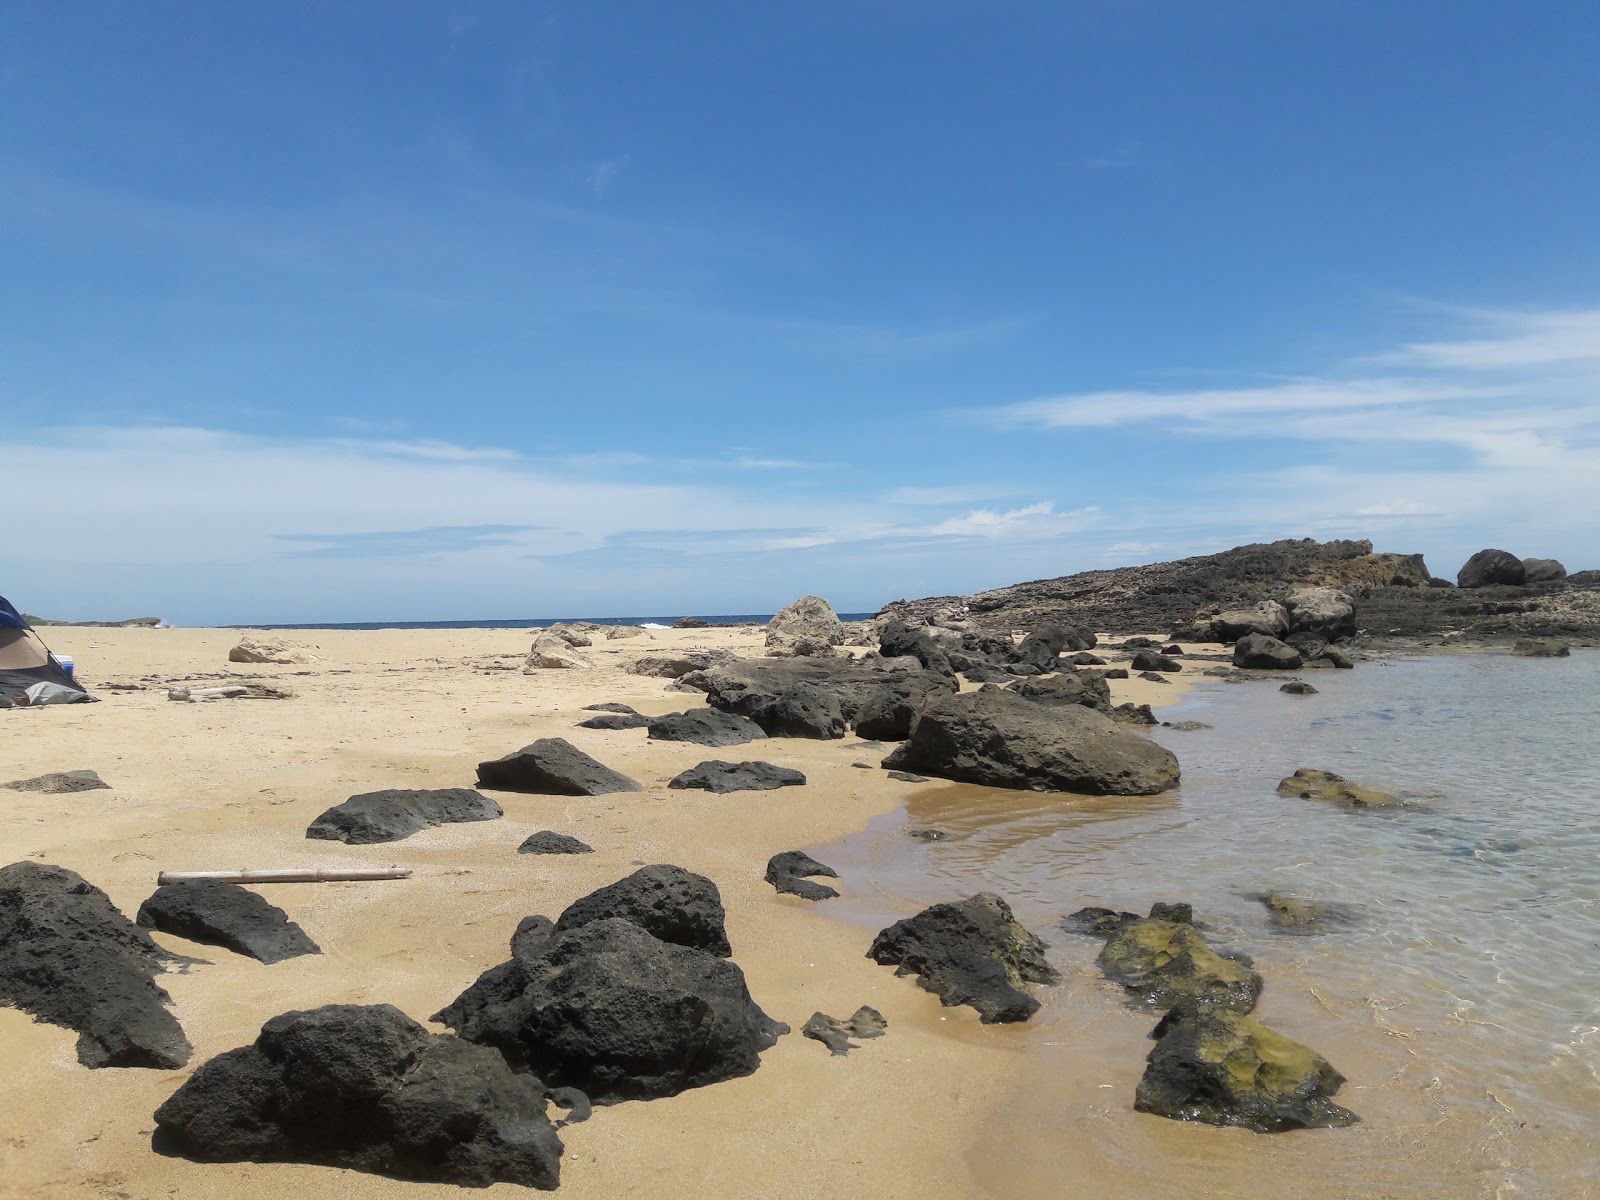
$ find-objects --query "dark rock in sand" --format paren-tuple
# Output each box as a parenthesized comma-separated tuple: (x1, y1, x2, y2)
(307, 788, 502, 845)
(883, 688, 1180, 796)
(1513, 639, 1570, 657)
(960, 662, 1015, 683)
(1162, 644, 1185, 656)
(1007, 671, 1112, 712)
(1521, 557, 1568, 584)
(695, 657, 955, 742)
(137, 881, 319, 964)
(1136, 1006, 1358, 1132)
(476, 739, 642, 796)
(867, 892, 1057, 1023)
(518, 831, 594, 855)
(668, 760, 807, 794)
(888, 770, 930, 783)
(1113, 703, 1158, 725)
(1137, 671, 1169, 684)
(153, 1003, 570, 1188)
(0, 861, 191, 1069)
(672, 616, 711, 628)
(1098, 918, 1262, 1013)
(1099, 667, 1130, 679)
(648, 708, 768, 747)
(852, 675, 957, 740)
(628, 648, 734, 678)
(1232, 632, 1303, 670)
(1070, 652, 1106, 666)
(434, 916, 786, 1104)
(1121, 636, 1158, 649)
(1131, 651, 1182, 673)
(577, 711, 651, 730)
(765, 850, 840, 901)
(555, 864, 731, 956)
(1280, 681, 1319, 695)
(583, 702, 639, 714)
(1457, 548, 1526, 588)
(802, 1006, 887, 1055)
(2, 769, 111, 794)
(1277, 768, 1399, 810)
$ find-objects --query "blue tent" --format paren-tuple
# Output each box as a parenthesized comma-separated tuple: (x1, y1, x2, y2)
(0, 596, 94, 703)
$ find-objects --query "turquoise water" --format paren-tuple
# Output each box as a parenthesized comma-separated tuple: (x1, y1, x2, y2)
(822, 652, 1600, 1198)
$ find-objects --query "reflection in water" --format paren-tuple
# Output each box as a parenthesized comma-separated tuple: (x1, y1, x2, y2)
(816, 653, 1600, 1199)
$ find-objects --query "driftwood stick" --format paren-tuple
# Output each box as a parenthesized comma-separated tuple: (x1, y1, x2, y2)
(157, 867, 413, 885)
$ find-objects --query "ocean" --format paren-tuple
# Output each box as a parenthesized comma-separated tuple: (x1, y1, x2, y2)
(239, 613, 877, 631)
(818, 651, 1599, 1198)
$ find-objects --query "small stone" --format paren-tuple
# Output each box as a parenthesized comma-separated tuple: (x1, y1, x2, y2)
(517, 831, 594, 855)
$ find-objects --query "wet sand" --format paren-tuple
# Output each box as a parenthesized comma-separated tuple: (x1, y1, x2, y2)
(0, 623, 1185, 1200)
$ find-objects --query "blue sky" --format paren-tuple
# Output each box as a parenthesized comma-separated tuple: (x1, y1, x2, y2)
(3, 1, 1598, 623)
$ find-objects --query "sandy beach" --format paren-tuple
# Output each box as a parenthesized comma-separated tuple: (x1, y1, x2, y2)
(1, 623, 1187, 1200)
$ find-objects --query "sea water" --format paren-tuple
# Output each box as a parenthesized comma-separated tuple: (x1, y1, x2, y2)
(820, 652, 1599, 1198)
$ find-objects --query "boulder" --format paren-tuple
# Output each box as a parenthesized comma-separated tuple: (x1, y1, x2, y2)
(523, 630, 590, 671)
(647, 709, 768, 748)
(694, 656, 957, 741)
(555, 864, 731, 956)
(628, 649, 736, 679)
(1513, 639, 1570, 657)
(668, 760, 807, 794)
(576, 712, 650, 730)
(153, 1004, 570, 1189)
(605, 625, 648, 639)
(539, 623, 592, 648)
(1283, 586, 1356, 642)
(867, 893, 1057, 1023)
(306, 788, 502, 845)
(1276, 768, 1399, 809)
(1195, 601, 1290, 643)
(1006, 671, 1112, 712)
(228, 638, 312, 665)
(1069, 652, 1106, 666)
(2, 769, 110, 793)
(1097, 918, 1262, 1013)
(0, 861, 190, 1069)
(1319, 646, 1355, 669)
(1457, 548, 1526, 588)
(1135, 1007, 1358, 1132)
(518, 831, 594, 855)
(1012, 622, 1093, 670)
(1122, 637, 1158, 649)
(476, 739, 642, 796)
(1130, 651, 1182, 673)
(434, 917, 786, 1104)
(802, 1006, 886, 1055)
(887, 770, 929, 783)
(764, 850, 840, 901)
(672, 616, 711, 628)
(1113, 702, 1158, 725)
(882, 688, 1180, 796)
(1521, 557, 1567, 584)
(136, 881, 319, 964)
(765, 595, 846, 656)
(877, 618, 958, 675)
(852, 675, 957, 740)
(1232, 632, 1303, 670)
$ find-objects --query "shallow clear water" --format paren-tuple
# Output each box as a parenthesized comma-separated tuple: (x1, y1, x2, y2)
(821, 652, 1600, 1198)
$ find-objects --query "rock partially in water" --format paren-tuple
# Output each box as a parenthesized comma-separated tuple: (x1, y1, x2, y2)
(518, 831, 594, 855)
(1063, 906, 1141, 937)
(137, 881, 319, 964)
(476, 739, 642, 796)
(802, 1006, 887, 1055)
(0, 861, 191, 1069)
(764, 850, 840, 901)
(555, 864, 731, 956)
(1135, 1006, 1359, 1132)
(1162, 720, 1213, 731)
(888, 770, 930, 783)
(1113, 702, 1158, 725)
(1513, 639, 1570, 658)
(867, 892, 1057, 1023)
(668, 760, 806, 794)
(648, 708, 768, 747)
(1250, 892, 1357, 932)
(1277, 768, 1400, 810)
(2, 769, 111, 793)
(153, 1003, 570, 1188)
(1097, 919, 1262, 1013)
(1280, 681, 1319, 695)
(905, 828, 950, 841)
(1232, 632, 1303, 670)
(307, 788, 502, 844)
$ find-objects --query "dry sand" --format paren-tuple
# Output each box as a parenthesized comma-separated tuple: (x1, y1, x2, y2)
(0, 623, 1190, 1200)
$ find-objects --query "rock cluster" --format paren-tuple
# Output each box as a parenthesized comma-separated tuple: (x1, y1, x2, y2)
(802, 1006, 886, 1055)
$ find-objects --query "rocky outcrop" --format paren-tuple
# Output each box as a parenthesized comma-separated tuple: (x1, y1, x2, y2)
(802, 1006, 886, 1055)
(2, 769, 110, 793)
(1011, 622, 1095, 669)
(523, 627, 591, 671)
(1277, 768, 1400, 809)
(137, 881, 319, 964)
(882, 688, 1180, 796)
(434, 916, 785, 1104)
(673, 616, 711, 628)
(866, 893, 1057, 1023)
(1513, 639, 1570, 657)
(851, 675, 959, 740)
(667, 760, 807, 794)
(764, 850, 840, 901)
(153, 1004, 571, 1188)
(1096, 917, 1262, 1013)
(1457, 549, 1526, 588)
(518, 831, 594, 855)
(476, 739, 642, 796)
(0, 862, 190, 1068)
(307, 788, 502, 844)
(554, 865, 732, 956)
(628, 649, 736, 679)
(766, 595, 846, 656)
(1135, 1007, 1358, 1132)
(647, 708, 768, 747)
(1194, 601, 1290, 643)
(1232, 632, 1303, 670)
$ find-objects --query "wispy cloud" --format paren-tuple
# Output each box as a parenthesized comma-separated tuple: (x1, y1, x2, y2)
(274, 524, 541, 559)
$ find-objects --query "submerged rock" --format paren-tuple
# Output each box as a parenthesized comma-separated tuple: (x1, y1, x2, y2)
(1250, 892, 1355, 932)
(647, 709, 768, 748)
(1277, 768, 1400, 810)
(1135, 1007, 1359, 1132)
(307, 788, 502, 845)
(555, 864, 731, 956)
(153, 1003, 571, 1188)
(668, 760, 806, 794)
(137, 881, 319, 964)
(802, 1006, 887, 1055)
(518, 831, 594, 855)
(2, 769, 111, 793)
(867, 892, 1058, 1023)
(0, 861, 190, 1069)
(1097, 918, 1262, 1013)
(476, 739, 642, 796)
(764, 850, 840, 901)
(1280, 681, 1319, 695)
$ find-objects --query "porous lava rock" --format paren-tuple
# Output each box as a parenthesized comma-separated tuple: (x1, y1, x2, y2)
(1277, 768, 1400, 810)
(1232, 632, 1303, 670)
(583, 702, 639, 714)
(647, 709, 768, 748)
(628, 649, 735, 679)
(576, 712, 650, 730)
(802, 1006, 886, 1055)
(1006, 671, 1112, 712)
(1196, 601, 1291, 643)
(518, 831, 594, 855)
(852, 674, 958, 740)
(0, 861, 190, 1068)
(1457, 548, 1526, 588)
(667, 760, 806, 794)
(2, 769, 111, 793)
(152, 1003, 570, 1188)
(1011, 622, 1095, 670)
(867, 892, 1057, 1023)
(307, 788, 503, 845)
(555, 864, 731, 956)
(1096, 918, 1262, 1013)
(137, 881, 319, 964)
(434, 917, 786, 1104)
(764, 850, 840, 901)
(476, 739, 642, 796)
(691, 656, 955, 741)
(882, 688, 1180, 796)
(1135, 1007, 1359, 1132)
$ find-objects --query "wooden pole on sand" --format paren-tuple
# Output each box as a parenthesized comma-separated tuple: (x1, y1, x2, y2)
(156, 867, 413, 885)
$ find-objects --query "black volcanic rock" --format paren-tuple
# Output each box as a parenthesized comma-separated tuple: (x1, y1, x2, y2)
(2, 769, 111, 794)
(577, 712, 650, 730)
(1522, 557, 1567, 584)
(137, 881, 319, 964)
(764, 850, 840, 901)
(647, 708, 768, 747)
(307, 788, 502, 844)
(1457, 548, 1526, 588)
(1, 861, 190, 1069)
(1232, 633, 1303, 670)
(555, 864, 731, 956)
(668, 760, 806, 794)
(1006, 671, 1112, 712)
(518, 831, 594, 855)
(476, 739, 642, 796)
(1131, 651, 1183, 673)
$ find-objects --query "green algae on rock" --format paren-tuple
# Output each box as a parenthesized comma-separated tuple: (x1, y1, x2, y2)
(1277, 768, 1400, 809)
(1097, 919, 1263, 1013)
